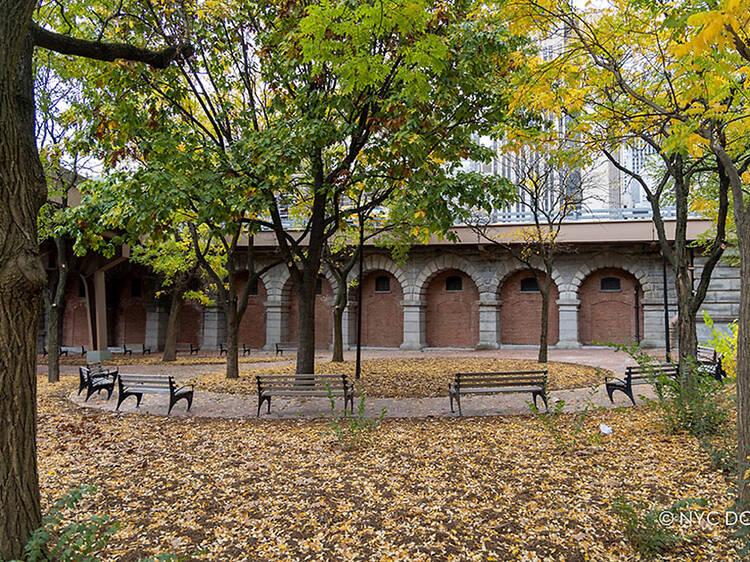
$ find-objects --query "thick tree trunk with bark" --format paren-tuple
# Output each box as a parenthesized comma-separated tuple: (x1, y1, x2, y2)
(225, 299, 240, 379)
(47, 300, 62, 381)
(538, 271, 551, 364)
(46, 236, 68, 382)
(0, 23, 46, 558)
(162, 287, 181, 362)
(738, 227, 750, 505)
(0, 9, 188, 556)
(676, 263, 698, 398)
(296, 272, 318, 374)
(332, 299, 345, 362)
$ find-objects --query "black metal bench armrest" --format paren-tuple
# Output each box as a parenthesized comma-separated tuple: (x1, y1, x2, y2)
(605, 376, 627, 384)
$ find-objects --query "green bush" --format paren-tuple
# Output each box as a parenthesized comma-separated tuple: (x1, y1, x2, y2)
(611, 342, 730, 437)
(527, 384, 602, 450)
(704, 311, 738, 380)
(610, 496, 705, 557)
(0, 486, 180, 562)
(325, 386, 386, 450)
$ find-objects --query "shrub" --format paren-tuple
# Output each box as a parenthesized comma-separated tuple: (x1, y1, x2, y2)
(325, 386, 386, 450)
(527, 384, 602, 450)
(2, 486, 180, 562)
(21, 485, 118, 562)
(704, 311, 738, 379)
(611, 342, 730, 437)
(610, 496, 705, 557)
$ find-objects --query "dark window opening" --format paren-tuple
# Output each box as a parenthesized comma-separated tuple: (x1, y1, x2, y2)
(374, 275, 391, 293)
(130, 279, 142, 298)
(248, 277, 259, 296)
(315, 277, 323, 295)
(78, 279, 86, 298)
(520, 277, 540, 293)
(445, 275, 463, 292)
(601, 277, 622, 292)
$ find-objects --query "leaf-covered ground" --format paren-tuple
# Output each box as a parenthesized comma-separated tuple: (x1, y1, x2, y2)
(192, 357, 609, 398)
(38, 375, 738, 560)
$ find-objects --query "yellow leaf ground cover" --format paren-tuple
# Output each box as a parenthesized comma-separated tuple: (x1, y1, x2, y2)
(192, 357, 608, 398)
(37, 376, 738, 560)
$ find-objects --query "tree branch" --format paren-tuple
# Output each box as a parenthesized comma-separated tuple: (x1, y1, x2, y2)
(31, 22, 192, 68)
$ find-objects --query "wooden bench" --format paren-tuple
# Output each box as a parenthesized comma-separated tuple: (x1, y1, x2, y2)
(449, 371, 548, 416)
(605, 362, 678, 405)
(697, 345, 725, 380)
(60, 345, 86, 356)
(116, 374, 194, 415)
(176, 343, 200, 355)
(255, 374, 353, 416)
(220, 343, 257, 356)
(275, 343, 297, 356)
(42, 346, 68, 357)
(78, 365, 118, 402)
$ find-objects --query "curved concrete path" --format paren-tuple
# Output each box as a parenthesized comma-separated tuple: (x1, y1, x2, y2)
(70, 383, 657, 420)
(61, 348, 664, 419)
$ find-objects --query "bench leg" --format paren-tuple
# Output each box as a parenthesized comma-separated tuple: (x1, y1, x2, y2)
(624, 385, 636, 406)
(257, 395, 271, 417)
(456, 394, 462, 417)
(449, 392, 454, 413)
(605, 383, 616, 404)
(169, 392, 194, 415)
(607, 384, 635, 406)
(116, 391, 142, 411)
(533, 391, 549, 412)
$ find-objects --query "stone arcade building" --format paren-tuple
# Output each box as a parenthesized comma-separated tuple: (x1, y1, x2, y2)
(45, 214, 740, 355)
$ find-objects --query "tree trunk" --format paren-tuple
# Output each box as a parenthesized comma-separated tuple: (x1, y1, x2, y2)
(161, 288, 181, 362)
(47, 300, 61, 382)
(47, 236, 68, 382)
(0, 26, 46, 558)
(332, 303, 344, 362)
(296, 272, 317, 374)
(538, 272, 550, 364)
(675, 263, 698, 394)
(736, 215, 750, 505)
(225, 299, 239, 379)
(331, 278, 346, 362)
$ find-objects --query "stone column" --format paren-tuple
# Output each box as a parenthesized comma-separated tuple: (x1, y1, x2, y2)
(342, 303, 353, 351)
(476, 296, 500, 349)
(202, 305, 225, 350)
(400, 299, 426, 350)
(556, 298, 581, 348)
(264, 297, 283, 351)
(642, 300, 671, 348)
(144, 303, 168, 352)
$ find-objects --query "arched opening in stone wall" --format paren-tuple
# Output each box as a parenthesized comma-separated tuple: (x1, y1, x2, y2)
(499, 269, 560, 345)
(284, 276, 334, 348)
(360, 270, 403, 347)
(235, 273, 267, 348)
(424, 269, 479, 348)
(578, 267, 643, 345)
